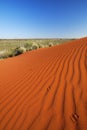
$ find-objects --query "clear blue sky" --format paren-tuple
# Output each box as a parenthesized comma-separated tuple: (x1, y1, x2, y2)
(0, 0, 87, 38)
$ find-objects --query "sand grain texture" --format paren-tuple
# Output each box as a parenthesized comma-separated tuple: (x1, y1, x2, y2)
(0, 38, 87, 130)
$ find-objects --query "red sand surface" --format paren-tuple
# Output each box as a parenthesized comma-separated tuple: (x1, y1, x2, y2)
(0, 38, 87, 130)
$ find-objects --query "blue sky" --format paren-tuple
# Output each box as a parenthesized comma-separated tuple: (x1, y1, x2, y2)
(0, 0, 87, 38)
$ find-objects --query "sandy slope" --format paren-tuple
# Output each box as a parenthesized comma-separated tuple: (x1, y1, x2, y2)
(0, 38, 87, 130)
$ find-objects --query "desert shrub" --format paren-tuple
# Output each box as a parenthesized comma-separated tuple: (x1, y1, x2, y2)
(13, 47, 26, 56)
(28, 47, 32, 51)
(8, 52, 13, 57)
(32, 43, 39, 50)
(48, 42, 53, 47)
(38, 43, 44, 48)
(24, 42, 32, 51)
(0, 51, 10, 59)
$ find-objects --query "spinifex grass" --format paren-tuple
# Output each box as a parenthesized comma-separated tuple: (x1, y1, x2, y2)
(0, 38, 75, 59)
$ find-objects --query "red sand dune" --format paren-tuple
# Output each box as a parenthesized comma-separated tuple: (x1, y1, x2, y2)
(0, 38, 87, 130)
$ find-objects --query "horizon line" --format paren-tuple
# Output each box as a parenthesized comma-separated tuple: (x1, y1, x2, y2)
(0, 37, 78, 40)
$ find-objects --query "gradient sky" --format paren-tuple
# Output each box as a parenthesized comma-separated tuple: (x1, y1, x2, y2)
(0, 0, 87, 38)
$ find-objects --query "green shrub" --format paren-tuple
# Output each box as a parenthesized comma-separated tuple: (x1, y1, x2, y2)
(38, 44, 44, 48)
(24, 42, 32, 50)
(0, 51, 9, 59)
(32, 43, 39, 50)
(28, 47, 32, 51)
(8, 52, 13, 57)
(48, 42, 53, 47)
(13, 47, 26, 56)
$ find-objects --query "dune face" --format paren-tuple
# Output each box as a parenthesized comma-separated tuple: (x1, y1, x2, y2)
(0, 38, 87, 130)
